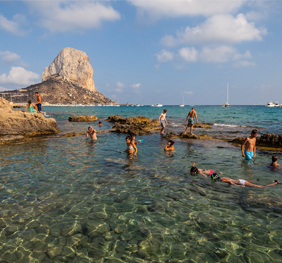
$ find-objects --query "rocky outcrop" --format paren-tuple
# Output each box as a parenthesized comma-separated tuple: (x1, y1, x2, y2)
(107, 115, 159, 135)
(231, 133, 282, 148)
(194, 123, 212, 129)
(164, 132, 212, 140)
(68, 115, 98, 122)
(0, 98, 59, 141)
(42, 47, 95, 91)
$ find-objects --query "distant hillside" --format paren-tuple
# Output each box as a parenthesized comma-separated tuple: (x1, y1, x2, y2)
(0, 75, 116, 105)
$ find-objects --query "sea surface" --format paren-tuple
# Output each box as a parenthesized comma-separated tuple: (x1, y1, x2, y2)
(1, 105, 282, 262)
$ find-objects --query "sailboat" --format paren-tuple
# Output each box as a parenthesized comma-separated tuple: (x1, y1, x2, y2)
(179, 95, 185, 107)
(222, 83, 230, 107)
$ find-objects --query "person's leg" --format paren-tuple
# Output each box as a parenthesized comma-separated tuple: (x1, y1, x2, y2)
(190, 124, 193, 134)
(184, 125, 189, 133)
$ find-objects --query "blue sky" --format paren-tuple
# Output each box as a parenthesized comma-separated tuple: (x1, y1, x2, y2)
(0, 0, 282, 105)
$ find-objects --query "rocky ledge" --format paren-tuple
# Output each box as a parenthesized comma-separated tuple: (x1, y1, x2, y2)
(0, 98, 59, 143)
(164, 132, 212, 140)
(69, 115, 98, 122)
(231, 134, 282, 148)
(107, 115, 160, 135)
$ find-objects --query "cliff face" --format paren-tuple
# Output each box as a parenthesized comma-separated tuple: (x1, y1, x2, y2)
(0, 75, 115, 105)
(42, 47, 95, 91)
(0, 98, 59, 136)
(0, 47, 116, 105)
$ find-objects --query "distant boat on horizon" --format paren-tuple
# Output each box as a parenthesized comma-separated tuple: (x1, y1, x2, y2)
(155, 103, 163, 107)
(179, 95, 185, 107)
(222, 83, 230, 107)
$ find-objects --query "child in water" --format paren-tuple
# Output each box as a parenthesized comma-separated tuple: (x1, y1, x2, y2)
(190, 164, 216, 178)
(164, 140, 175, 151)
(268, 155, 280, 170)
(210, 174, 281, 188)
(86, 126, 97, 140)
(125, 135, 137, 156)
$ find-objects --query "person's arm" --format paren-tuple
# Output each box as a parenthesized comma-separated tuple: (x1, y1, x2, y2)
(241, 138, 248, 157)
(165, 116, 168, 125)
(158, 114, 161, 123)
(253, 143, 256, 158)
(185, 113, 189, 123)
(133, 143, 138, 156)
(195, 112, 198, 123)
(25, 105, 28, 112)
(86, 131, 89, 137)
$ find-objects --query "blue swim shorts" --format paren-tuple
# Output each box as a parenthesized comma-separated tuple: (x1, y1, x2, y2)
(161, 120, 166, 128)
(245, 151, 254, 160)
(188, 118, 195, 125)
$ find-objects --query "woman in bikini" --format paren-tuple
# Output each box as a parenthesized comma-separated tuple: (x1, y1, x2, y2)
(25, 100, 37, 113)
(125, 135, 137, 156)
(190, 164, 217, 178)
(210, 174, 280, 188)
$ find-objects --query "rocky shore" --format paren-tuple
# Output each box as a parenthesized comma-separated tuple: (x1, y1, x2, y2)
(0, 98, 59, 144)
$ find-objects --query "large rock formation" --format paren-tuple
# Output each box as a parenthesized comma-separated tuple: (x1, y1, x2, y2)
(231, 134, 282, 148)
(0, 98, 59, 139)
(42, 47, 95, 91)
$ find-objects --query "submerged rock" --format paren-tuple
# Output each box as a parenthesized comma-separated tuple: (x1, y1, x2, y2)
(107, 115, 159, 135)
(164, 132, 212, 140)
(0, 98, 59, 139)
(68, 115, 98, 122)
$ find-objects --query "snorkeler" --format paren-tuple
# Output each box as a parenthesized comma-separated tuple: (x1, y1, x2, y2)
(190, 163, 217, 178)
(164, 140, 175, 151)
(210, 174, 281, 188)
(268, 155, 281, 170)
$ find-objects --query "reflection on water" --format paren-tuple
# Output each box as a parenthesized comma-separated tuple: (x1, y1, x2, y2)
(1, 133, 282, 262)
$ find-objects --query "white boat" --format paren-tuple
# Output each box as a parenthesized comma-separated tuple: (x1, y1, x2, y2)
(179, 95, 185, 107)
(150, 104, 154, 107)
(274, 101, 280, 107)
(135, 104, 140, 107)
(155, 103, 163, 107)
(222, 83, 230, 107)
(266, 101, 275, 107)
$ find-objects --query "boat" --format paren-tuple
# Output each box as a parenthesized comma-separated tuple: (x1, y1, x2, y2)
(266, 101, 275, 107)
(274, 101, 280, 107)
(150, 104, 154, 107)
(222, 83, 230, 107)
(155, 103, 163, 107)
(135, 104, 140, 107)
(179, 95, 185, 107)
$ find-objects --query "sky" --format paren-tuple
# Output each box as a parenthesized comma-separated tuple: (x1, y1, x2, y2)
(0, 0, 282, 105)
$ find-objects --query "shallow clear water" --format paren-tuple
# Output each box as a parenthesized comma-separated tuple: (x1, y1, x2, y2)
(1, 106, 282, 262)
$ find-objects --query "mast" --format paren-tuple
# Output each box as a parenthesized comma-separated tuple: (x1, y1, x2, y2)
(227, 83, 229, 105)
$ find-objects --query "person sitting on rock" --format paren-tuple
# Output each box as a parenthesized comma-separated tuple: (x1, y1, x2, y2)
(25, 100, 37, 113)
(268, 155, 281, 170)
(210, 174, 281, 188)
(86, 126, 97, 140)
(164, 140, 175, 151)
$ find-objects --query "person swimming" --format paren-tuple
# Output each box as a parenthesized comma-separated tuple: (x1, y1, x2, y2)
(125, 135, 137, 156)
(210, 174, 280, 188)
(164, 140, 175, 151)
(268, 155, 281, 170)
(86, 126, 97, 140)
(190, 163, 216, 178)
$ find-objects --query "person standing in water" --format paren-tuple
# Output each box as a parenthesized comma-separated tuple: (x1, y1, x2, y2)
(241, 129, 258, 160)
(86, 126, 97, 140)
(35, 92, 42, 114)
(159, 109, 168, 135)
(184, 108, 198, 134)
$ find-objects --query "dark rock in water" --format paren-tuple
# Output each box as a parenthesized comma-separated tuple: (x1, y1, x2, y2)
(107, 115, 159, 135)
(68, 115, 98, 122)
(164, 132, 212, 140)
(194, 123, 212, 129)
(232, 133, 282, 148)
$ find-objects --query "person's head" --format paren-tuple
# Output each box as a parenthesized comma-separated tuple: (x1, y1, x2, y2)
(163, 109, 167, 113)
(88, 126, 93, 130)
(210, 173, 220, 183)
(192, 107, 195, 110)
(272, 155, 278, 163)
(28, 100, 31, 104)
(251, 129, 258, 137)
(190, 166, 199, 175)
(167, 140, 174, 146)
(35, 92, 38, 95)
(99, 121, 102, 126)
(126, 135, 131, 143)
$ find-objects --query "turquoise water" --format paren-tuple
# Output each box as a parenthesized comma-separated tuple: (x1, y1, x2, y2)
(1, 105, 282, 262)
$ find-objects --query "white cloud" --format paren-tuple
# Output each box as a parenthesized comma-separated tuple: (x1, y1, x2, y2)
(161, 14, 266, 47)
(233, 60, 256, 67)
(155, 49, 174, 62)
(178, 47, 198, 62)
(0, 14, 27, 36)
(0, 51, 21, 64)
(0, 67, 40, 86)
(128, 0, 246, 19)
(25, 0, 120, 32)
(115, 81, 125, 93)
(131, 83, 141, 89)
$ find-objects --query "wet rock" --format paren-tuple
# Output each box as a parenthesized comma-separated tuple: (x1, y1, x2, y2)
(47, 243, 63, 259)
(68, 115, 98, 122)
(88, 223, 110, 237)
(194, 123, 212, 129)
(2, 251, 18, 262)
(115, 193, 130, 203)
(26, 220, 41, 229)
(114, 224, 127, 234)
(61, 246, 76, 258)
(89, 212, 108, 220)
(107, 115, 160, 135)
(61, 221, 82, 237)
(88, 247, 106, 260)
(66, 233, 88, 246)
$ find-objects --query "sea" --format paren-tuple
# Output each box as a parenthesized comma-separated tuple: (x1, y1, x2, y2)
(1, 105, 282, 262)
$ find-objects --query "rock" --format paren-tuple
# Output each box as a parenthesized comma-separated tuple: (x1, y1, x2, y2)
(68, 115, 98, 122)
(42, 47, 95, 91)
(107, 115, 160, 135)
(164, 132, 212, 140)
(194, 123, 212, 129)
(231, 133, 282, 148)
(0, 98, 59, 137)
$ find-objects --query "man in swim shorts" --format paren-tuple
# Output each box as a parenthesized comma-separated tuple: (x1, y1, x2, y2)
(184, 108, 198, 134)
(241, 129, 258, 160)
(159, 109, 168, 135)
(86, 126, 97, 140)
(210, 174, 280, 188)
(35, 92, 42, 114)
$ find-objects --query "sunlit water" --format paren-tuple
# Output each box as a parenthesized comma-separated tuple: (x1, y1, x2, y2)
(0, 105, 282, 262)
